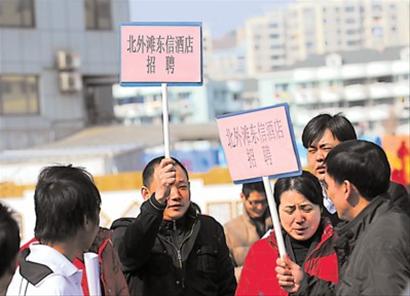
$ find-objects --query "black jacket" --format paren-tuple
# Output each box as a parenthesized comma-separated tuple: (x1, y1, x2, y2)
(298, 194, 410, 296)
(111, 195, 236, 296)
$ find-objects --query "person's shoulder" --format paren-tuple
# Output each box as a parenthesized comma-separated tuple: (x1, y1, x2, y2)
(244, 235, 279, 262)
(199, 214, 220, 224)
(250, 235, 272, 251)
(367, 203, 410, 242)
(110, 217, 135, 230)
(36, 273, 82, 295)
(89, 227, 112, 252)
(198, 214, 228, 231)
(388, 181, 409, 200)
(224, 214, 245, 229)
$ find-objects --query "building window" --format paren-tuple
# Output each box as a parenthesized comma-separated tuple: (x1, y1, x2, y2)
(0, 0, 35, 27)
(345, 6, 355, 12)
(0, 75, 39, 115)
(85, 0, 112, 30)
(345, 18, 356, 24)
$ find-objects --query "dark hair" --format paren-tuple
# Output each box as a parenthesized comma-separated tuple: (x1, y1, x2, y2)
(302, 113, 357, 148)
(142, 156, 189, 187)
(274, 171, 323, 209)
(242, 181, 265, 198)
(325, 140, 390, 200)
(0, 203, 20, 277)
(34, 165, 101, 243)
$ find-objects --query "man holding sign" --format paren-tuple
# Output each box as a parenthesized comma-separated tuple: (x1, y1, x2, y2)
(112, 157, 236, 296)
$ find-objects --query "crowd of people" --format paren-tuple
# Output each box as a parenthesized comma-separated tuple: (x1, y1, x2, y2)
(0, 113, 409, 296)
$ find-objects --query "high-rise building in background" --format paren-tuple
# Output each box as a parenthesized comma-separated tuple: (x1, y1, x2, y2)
(212, 0, 409, 77)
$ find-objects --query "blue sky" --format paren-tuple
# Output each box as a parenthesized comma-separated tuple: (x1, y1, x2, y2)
(129, 0, 292, 38)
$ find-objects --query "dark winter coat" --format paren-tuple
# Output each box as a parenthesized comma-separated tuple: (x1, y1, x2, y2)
(111, 195, 236, 296)
(298, 194, 410, 296)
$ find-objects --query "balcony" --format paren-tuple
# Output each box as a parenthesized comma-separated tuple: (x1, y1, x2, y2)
(319, 89, 341, 103)
(344, 84, 367, 101)
(392, 82, 410, 97)
(368, 82, 394, 99)
(341, 64, 366, 79)
(366, 61, 392, 77)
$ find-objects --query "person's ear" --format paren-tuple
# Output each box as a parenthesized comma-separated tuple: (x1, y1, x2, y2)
(341, 180, 349, 198)
(141, 186, 151, 200)
(240, 192, 246, 201)
(345, 181, 360, 206)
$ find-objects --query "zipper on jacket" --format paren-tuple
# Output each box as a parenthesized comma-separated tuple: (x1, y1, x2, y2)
(162, 219, 197, 289)
(177, 249, 183, 268)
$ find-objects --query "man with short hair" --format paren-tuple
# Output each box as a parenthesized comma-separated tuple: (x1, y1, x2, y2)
(276, 140, 410, 295)
(224, 182, 272, 280)
(111, 156, 236, 296)
(302, 113, 408, 224)
(7, 165, 101, 296)
(0, 203, 20, 295)
(302, 113, 357, 225)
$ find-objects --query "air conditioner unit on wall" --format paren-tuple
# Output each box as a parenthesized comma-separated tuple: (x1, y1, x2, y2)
(56, 51, 81, 70)
(59, 72, 83, 93)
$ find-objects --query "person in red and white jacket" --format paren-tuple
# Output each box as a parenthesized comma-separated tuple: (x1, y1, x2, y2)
(236, 171, 338, 296)
(19, 227, 129, 296)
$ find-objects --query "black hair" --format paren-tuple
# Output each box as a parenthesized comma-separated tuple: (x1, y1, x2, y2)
(34, 165, 101, 243)
(274, 171, 323, 209)
(0, 203, 20, 277)
(142, 156, 189, 187)
(302, 113, 357, 148)
(242, 181, 265, 198)
(325, 140, 390, 200)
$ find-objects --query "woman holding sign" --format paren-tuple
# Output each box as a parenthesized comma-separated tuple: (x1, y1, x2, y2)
(236, 171, 338, 296)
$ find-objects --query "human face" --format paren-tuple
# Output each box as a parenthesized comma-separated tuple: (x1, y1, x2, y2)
(307, 129, 341, 181)
(323, 173, 349, 220)
(278, 190, 321, 241)
(243, 191, 268, 219)
(149, 164, 191, 221)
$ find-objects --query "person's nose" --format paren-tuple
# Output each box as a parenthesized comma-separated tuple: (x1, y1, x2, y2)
(294, 209, 305, 224)
(254, 202, 264, 209)
(315, 149, 325, 162)
(169, 185, 181, 200)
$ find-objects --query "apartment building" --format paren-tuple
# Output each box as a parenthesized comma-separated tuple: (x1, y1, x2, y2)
(112, 79, 246, 124)
(244, 0, 409, 75)
(258, 46, 410, 137)
(0, 0, 129, 150)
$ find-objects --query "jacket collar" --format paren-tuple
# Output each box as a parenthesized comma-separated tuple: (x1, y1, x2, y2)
(334, 194, 387, 261)
(160, 203, 198, 230)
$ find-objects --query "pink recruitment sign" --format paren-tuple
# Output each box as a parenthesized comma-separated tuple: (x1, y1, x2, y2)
(120, 22, 203, 86)
(216, 104, 301, 183)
